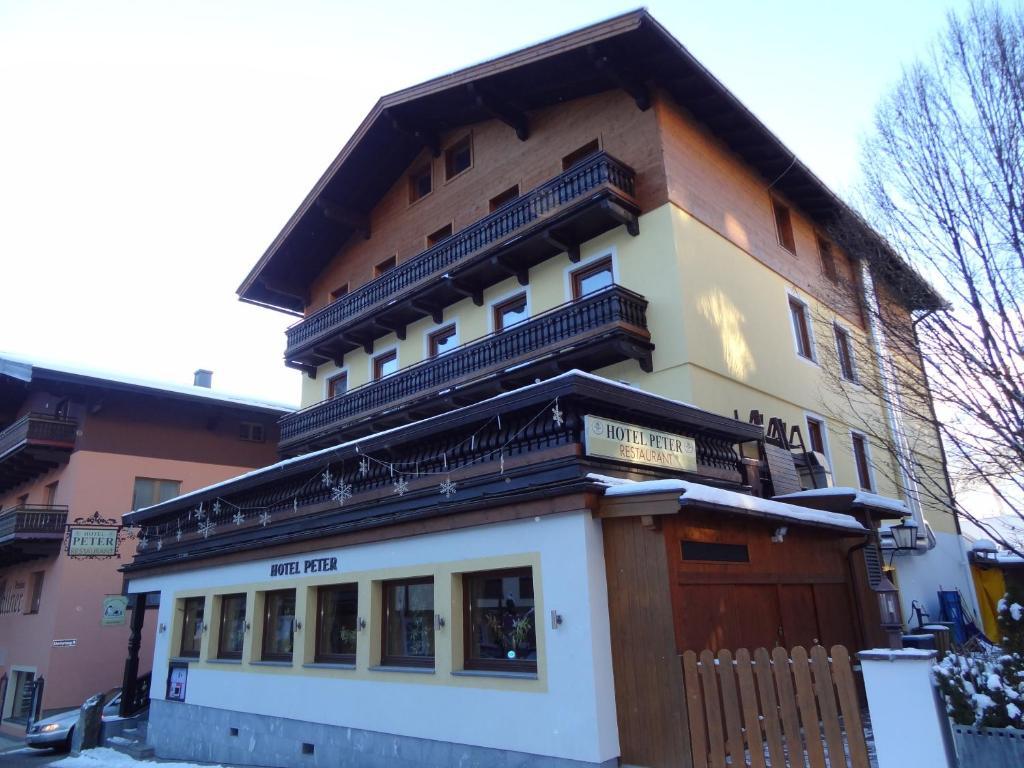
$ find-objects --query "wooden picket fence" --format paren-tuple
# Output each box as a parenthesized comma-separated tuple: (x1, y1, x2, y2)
(682, 645, 869, 768)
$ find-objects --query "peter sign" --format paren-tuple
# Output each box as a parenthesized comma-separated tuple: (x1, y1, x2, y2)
(65, 511, 123, 559)
(584, 415, 697, 472)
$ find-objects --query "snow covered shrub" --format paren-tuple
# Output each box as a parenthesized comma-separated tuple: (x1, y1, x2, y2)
(934, 586, 1024, 728)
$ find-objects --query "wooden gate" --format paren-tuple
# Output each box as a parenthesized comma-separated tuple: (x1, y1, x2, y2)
(682, 645, 869, 768)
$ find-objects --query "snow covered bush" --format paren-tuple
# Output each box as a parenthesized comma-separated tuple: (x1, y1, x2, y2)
(934, 586, 1024, 728)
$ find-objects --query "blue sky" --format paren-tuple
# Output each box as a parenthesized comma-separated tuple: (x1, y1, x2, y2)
(0, 0, 977, 404)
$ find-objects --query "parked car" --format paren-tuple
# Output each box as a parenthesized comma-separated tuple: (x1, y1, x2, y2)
(25, 688, 122, 751)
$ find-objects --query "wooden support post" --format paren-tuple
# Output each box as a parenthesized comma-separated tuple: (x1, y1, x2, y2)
(119, 592, 147, 718)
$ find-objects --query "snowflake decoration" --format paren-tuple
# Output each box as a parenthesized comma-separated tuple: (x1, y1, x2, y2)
(138, 535, 148, 551)
(439, 477, 457, 499)
(199, 520, 216, 539)
(321, 469, 334, 488)
(500, 452, 505, 475)
(293, 498, 299, 513)
(212, 500, 222, 517)
(232, 510, 245, 526)
(259, 510, 272, 527)
(358, 456, 370, 477)
(156, 537, 163, 552)
(332, 482, 353, 505)
(194, 504, 205, 521)
(393, 476, 409, 497)
(175, 526, 183, 543)
(552, 399, 564, 427)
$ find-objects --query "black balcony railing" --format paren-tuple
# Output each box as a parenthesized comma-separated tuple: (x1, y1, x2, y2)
(0, 413, 77, 461)
(0, 504, 69, 543)
(285, 152, 637, 363)
(279, 285, 652, 452)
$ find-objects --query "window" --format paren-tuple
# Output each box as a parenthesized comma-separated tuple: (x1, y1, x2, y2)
(374, 256, 397, 277)
(818, 236, 838, 283)
(261, 589, 296, 662)
(834, 324, 857, 382)
(788, 297, 814, 360)
(16, 493, 28, 507)
(9, 671, 35, 722)
(179, 597, 205, 658)
(381, 577, 434, 667)
(464, 568, 537, 672)
(327, 372, 348, 399)
(217, 594, 246, 659)
(681, 541, 750, 563)
(315, 584, 358, 664)
(132, 478, 181, 510)
(806, 416, 827, 456)
(562, 139, 600, 170)
(373, 350, 398, 380)
(852, 433, 873, 491)
(571, 257, 614, 299)
(408, 165, 432, 203)
(330, 283, 349, 301)
(445, 135, 472, 180)
(426, 223, 453, 247)
(489, 185, 519, 212)
(26, 571, 44, 614)
(493, 293, 528, 332)
(239, 422, 265, 442)
(772, 198, 796, 254)
(428, 325, 458, 358)
(44, 481, 58, 506)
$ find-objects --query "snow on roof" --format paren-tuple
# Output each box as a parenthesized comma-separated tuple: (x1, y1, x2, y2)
(0, 351, 294, 412)
(590, 474, 866, 532)
(774, 486, 909, 514)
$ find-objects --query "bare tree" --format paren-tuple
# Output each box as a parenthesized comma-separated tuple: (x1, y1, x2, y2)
(816, 2, 1024, 555)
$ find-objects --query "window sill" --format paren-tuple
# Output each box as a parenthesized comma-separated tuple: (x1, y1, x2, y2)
(452, 669, 538, 680)
(207, 658, 242, 665)
(794, 353, 820, 368)
(369, 665, 435, 675)
(303, 662, 356, 671)
(169, 656, 198, 664)
(250, 660, 294, 667)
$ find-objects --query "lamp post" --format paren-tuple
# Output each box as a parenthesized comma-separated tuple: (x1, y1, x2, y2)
(875, 572, 903, 649)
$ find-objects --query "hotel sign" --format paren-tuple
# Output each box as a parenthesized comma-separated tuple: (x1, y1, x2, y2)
(65, 511, 123, 559)
(584, 415, 697, 472)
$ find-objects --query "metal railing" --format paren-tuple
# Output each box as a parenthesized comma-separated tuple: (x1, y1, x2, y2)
(280, 285, 648, 446)
(285, 151, 636, 355)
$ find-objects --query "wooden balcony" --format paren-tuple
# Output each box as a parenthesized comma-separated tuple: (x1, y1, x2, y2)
(279, 285, 653, 455)
(0, 504, 68, 567)
(0, 414, 77, 494)
(285, 151, 640, 371)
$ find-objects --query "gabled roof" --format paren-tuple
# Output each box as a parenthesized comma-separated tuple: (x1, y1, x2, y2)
(239, 9, 941, 315)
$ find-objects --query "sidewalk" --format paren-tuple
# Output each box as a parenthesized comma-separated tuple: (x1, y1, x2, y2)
(0, 732, 24, 753)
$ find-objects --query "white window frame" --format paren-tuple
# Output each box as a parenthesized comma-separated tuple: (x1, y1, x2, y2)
(785, 290, 818, 365)
(803, 412, 833, 468)
(850, 429, 876, 492)
(488, 285, 533, 334)
(2, 665, 37, 720)
(832, 320, 860, 384)
(323, 368, 350, 400)
(369, 346, 400, 381)
(424, 320, 460, 359)
(562, 247, 619, 302)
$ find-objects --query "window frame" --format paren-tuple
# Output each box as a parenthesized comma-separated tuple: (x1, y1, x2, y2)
(561, 139, 600, 171)
(408, 164, 432, 204)
(330, 283, 349, 301)
(380, 576, 435, 669)
(179, 596, 205, 659)
(817, 236, 838, 283)
(374, 255, 397, 278)
(26, 571, 44, 614)
(804, 414, 832, 464)
(238, 421, 265, 443)
(462, 567, 538, 674)
(834, 323, 859, 383)
(260, 588, 297, 663)
(132, 477, 182, 511)
(491, 291, 530, 333)
(314, 583, 359, 665)
(326, 371, 348, 400)
(372, 349, 399, 381)
(216, 593, 247, 660)
(426, 222, 453, 248)
(428, 324, 459, 358)
(570, 255, 615, 300)
(851, 431, 875, 491)
(787, 294, 816, 362)
(488, 184, 520, 212)
(444, 135, 473, 181)
(772, 197, 797, 254)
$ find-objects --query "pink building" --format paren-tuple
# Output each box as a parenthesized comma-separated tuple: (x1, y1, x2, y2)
(0, 355, 289, 737)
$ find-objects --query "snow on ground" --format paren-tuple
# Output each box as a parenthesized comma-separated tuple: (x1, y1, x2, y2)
(53, 747, 230, 767)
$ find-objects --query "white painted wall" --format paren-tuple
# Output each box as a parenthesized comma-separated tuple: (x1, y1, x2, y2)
(891, 530, 981, 630)
(128, 510, 620, 764)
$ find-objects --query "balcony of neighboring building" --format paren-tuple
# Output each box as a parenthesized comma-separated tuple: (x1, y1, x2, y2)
(284, 151, 640, 372)
(278, 284, 653, 455)
(0, 504, 68, 567)
(0, 413, 77, 494)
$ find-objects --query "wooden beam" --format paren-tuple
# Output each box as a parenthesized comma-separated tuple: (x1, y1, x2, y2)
(466, 84, 529, 141)
(411, 299, 443, 324)
(601, 200, 640, 236)
(374, 319, 407, 341)
(588, 47, 650, 111)
(445, 276, 483, 306)
(259, 276, 308, 305)
(385, 109, 441, 157)
(284, 360, 318, 379)
(490, 255, 529, 286)
(316, 197, 370, 239)
(341, 332, 373, 355)
(543, 229, 581, 263)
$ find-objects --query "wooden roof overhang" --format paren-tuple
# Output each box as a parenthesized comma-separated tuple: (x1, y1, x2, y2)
(238, 9, 941, 316)
(122, 371, 762, 574)
(772, 488, 908, 523)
